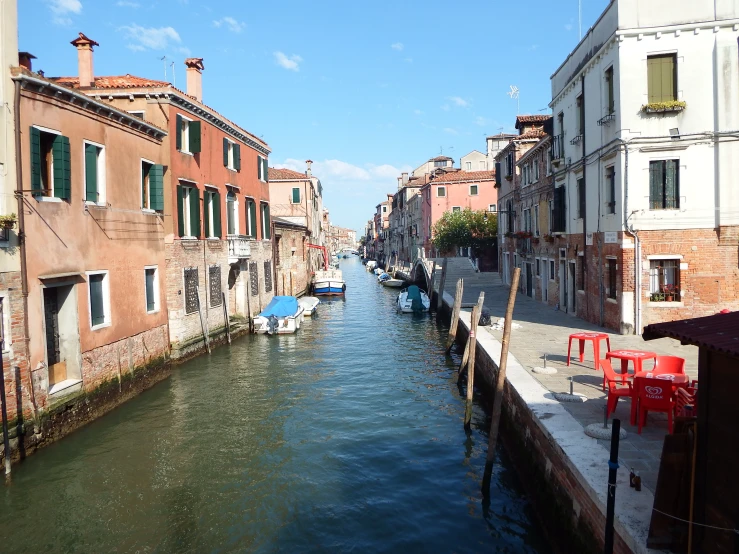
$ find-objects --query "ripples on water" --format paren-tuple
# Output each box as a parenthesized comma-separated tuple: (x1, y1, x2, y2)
(0, 258, 551, 554)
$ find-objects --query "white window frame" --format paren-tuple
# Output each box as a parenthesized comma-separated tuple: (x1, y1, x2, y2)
(86, 270, 111, 331)
(257, 155, 266, 181)
(180, 181, 195, 239)
(225, 139, 235, 170)
(465, 161, 472, 170)
(489, 204, 497, 212)
(549, 259, 555, 281)
(32, 125, 63, 202)
(469, 184, 478, 196)
(141, 158, 156, 212)
(452, 206, 461, 213)
(534, 205, 540, 236)
(83, 140, 106, 206)
(128, 110, 145, 120)
(180, 115, 192, 154)
(144, 265, 160, 314)
(479, 160, 486, 170)
(226, 189, 239, 236)
(382, 205, 387, 213)
(291, 187, 301, 205)
(204, 188, 218, 238)
(436, 186, 446, 197)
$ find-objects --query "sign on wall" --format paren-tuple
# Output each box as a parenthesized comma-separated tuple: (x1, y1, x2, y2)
(604, 232, 618, 244)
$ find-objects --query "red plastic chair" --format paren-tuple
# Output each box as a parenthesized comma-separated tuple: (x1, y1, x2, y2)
(652, 355, 686, 375)
(637, 377, 675, 434)
(600, 359, 634, 419)
(674, 388, 696, 418)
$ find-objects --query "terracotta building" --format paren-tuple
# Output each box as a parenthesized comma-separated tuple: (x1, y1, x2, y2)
(52, 34, 274, 357)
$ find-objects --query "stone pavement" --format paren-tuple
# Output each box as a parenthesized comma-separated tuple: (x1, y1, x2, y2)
(429, 258, 698, 494)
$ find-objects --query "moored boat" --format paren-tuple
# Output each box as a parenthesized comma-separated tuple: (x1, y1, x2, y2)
(397, 285, 431, 313)
(381, 278, 404, 288)
(312, 269, 346, 296)
(298, 296, 320, 315)
(253, 296, 305, 334)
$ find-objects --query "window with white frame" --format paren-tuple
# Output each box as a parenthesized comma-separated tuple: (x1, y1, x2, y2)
(649, 259, 680, 301)
(489, 204, 497, 212)
(176, 114, 201, 154)
(549, 260, 555, 281)
(87, 270, 111, 329)
(30, 126, 70, 200)
(479, 160, 486, 170)
(226, 191, 238, 235)
(144, 266, 159, 313)
(465, 161, 472, 170)
(178, 182, 200, 238)
(128, 110, 145, 120)
(452, 206, 461, 213)
(469, 185, 478, 196)
(83, 140, 105, 204)
(436, 186, 446, 197)
(257, 155, 268, 182)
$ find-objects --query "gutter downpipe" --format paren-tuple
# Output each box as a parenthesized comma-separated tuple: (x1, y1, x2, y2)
(619, 138, 640, 334)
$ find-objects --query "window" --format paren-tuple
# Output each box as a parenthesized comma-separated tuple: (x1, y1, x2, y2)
(649, 260, 680, 301)
(87, 271, 110, 329)
(184, 267, 199, 314)
(649, 160, 679, 210)
(605, 67, 615, 114)
(557, 112, 564, 135)
(291, 187, 301, 204)
(145, 266, 159, 313)
(577, 178, 585, 219)
(534, 159, 540, 181)
(647, 54, 677, 103)
(506, 152, 514, 177)
(177, 183, 200, 238)
(465, 161, 472, 170)
(534, 205, 540, 236)
(434, 160, 447, 168)
(479, 160, 486, 170)
(548, 199, 554, 233)
(141, 160, 164, 212)
(128, 111, 145, 120)
(469, 185, 478, 196)
(209, 265, 222, 307)
(260, 202, 271, 240)
(549, 260, 555, 281)
(257, 155, 268, 182)
(245, 198, 257, 238)
(452, 206, 461, 213)
(506, 200, 513, 233)
(226, 191, 237, 235)
(223, 138, 241, 171)
(84, 141, 105, 204)
(489, 204, 497, 212)
(523, 208, 531, 233)
(607, 259, 617, 300)
(203, 189, 222, 238)
(536, 259, 541, 276)
(30, 127, 70, 200)
(495, 162, 501, 186)
(436, 186, 446, 197)
(175, 114, 201, 154)
(576, 95, 584, 136)
(382, 205, 387, 213)
(264, 261, 273, 292)
(605, 166, 616, 214)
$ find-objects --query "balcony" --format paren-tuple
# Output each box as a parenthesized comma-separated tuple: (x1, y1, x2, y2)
(550, 135, 564, 165)
(228, 235, 251, 263)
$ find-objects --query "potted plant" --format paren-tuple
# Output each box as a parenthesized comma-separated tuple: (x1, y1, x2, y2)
(504, 231, 514, 238)
(543, 234, 554, 243)
(662, 284, 676, 302)
(0, 213, 17, 230)
(640, 100, 687, 114)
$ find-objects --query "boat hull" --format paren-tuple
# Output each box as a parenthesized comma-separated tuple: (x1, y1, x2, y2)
(298, 296, 320, 315)
(381, 279, 404, 288)
(253, 308, 305, 334)
(313, 281, 345, 295)
(397, 290, 431, 313)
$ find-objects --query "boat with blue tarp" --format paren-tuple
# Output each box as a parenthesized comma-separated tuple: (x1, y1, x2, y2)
(253, 296, 305, 334)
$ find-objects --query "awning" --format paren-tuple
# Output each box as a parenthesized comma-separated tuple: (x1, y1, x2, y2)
(643, 311, 739, 357)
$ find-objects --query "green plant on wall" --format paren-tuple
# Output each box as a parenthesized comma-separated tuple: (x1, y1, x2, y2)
(432, 209, 497, 252)
(0, 213, 17, 229)
(641, 100, 687, 113)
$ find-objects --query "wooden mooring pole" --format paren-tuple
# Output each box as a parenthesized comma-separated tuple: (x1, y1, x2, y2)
(222, 292, 231, 345)
(481, 267, 520, 496)
(429, 261, 437, 303)
(603, 418, 621, 554)
(463, 295, 483, 430)
(458, 292, 485, 377)
(196, 286, 211, 354)
(445, 278, 464, 354)
(436, 257, 448, 312)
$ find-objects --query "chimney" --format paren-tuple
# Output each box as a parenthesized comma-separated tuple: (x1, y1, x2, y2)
(306, 159, 313, 178)
(70, 33, 99, 88)
(397, 177, 402, 190)
(184, 58, 205, 102)
(19, 52, 36, 72)
(402, 172, 409, 185)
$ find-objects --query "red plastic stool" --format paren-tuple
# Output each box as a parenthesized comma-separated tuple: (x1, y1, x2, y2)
(567, 332, 611, 371)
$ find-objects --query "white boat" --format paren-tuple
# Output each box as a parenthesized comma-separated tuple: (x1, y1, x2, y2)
(366, 261, 377, 271)
(397, 285, 431, 313)
(374, 268, 384, 275)
(381, 278, 404, 288)
(253, 296, 304, 334)
(312, 269, 346, 296)
(298, 296, 320, 315)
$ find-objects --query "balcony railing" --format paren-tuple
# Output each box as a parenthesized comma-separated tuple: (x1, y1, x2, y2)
(550, 134, 564, 163)
(228, 235, 251, 260)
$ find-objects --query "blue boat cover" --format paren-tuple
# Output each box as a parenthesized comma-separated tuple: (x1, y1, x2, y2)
(407, 285, 423, 313)
(259, 296, 298, 318)
(378, 273, 390, 281)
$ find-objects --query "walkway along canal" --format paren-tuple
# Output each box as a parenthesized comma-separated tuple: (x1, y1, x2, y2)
(0, 257, 550, 553)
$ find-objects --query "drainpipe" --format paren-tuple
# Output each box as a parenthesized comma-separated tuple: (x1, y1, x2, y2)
(580, 74, 588, 322)
(619, 139, 640, 334)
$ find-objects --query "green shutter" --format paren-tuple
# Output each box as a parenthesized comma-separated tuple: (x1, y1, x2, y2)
(263, 158, 269, 182)
(52, 135, 71, 200)
(176, 114, 182, 151)
(665, 160, 678, 209)
(249, 200, 257, 238)
(177, 185, 185, 237)
(30, 127, 42, 192)
(234, 144, 241, 171)
(257, 156, 262, 180)
(89, 274, 105, 326)
(213, 191, 222, 238)
(649, 161, 664, 209)
(262, 203, 270, 239)
(150, 164, 164, 211)
(189, 120, 201, 153)
(85, 144, 98, 202)
(223, 138, 229, 167)
(203, 192, 211, 238)
(190, 187, 200, 237)
(292, 187, 300, 204)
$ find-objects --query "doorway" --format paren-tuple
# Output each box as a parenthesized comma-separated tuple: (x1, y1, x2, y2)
(541, 260, 548, 302)
(42, 284, 81, 389)
(526, 263, 533, 297)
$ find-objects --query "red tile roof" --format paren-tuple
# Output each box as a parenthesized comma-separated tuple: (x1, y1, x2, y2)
(516, 128, 548, 140)
(268, 167, 309, 180)
(643, 311, 739, 357)
(52, 74, 172, 89)
(430, 170, 495, 184)
(515, 114, 551, 128)
(431, 155, 453, 161)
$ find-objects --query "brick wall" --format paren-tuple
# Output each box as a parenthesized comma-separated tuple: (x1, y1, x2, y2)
(274, 226, 309, 297)
(0, 271, 29, 423)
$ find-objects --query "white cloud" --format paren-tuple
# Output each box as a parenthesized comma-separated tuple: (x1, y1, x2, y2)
(565, 20, 574, 31)
(440, 104, 450, 112)
(391, 42, 404, 51)
(444, 128, 459, 135)
(448, 96, 470, 108)
(274, 51, 302, 71)
(475, 116, 488, 126)
(47, 0, 81, 25)
(275, 158, 412, 185)
(120, 24, 182, 51)
(116, 1, 140, 7)
(213, 16, 245, 33)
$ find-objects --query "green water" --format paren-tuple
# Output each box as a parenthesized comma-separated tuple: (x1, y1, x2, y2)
(0, 257, 551, 553)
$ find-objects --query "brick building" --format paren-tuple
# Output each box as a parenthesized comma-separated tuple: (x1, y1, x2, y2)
(273, 218, 310, 297)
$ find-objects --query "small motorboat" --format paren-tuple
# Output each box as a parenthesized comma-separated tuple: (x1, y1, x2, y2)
(253, 296, 305, 334)
(312, 269, 346, 296)
(298, 296, 320, 316)
(366, 261, 377, 271)
(374, 268, 384, 275)
(397, 285, 431, 313)
(381, 278, 404, 288)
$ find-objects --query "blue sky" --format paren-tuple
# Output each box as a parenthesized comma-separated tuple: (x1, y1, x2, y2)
(22, 0, 609, 233)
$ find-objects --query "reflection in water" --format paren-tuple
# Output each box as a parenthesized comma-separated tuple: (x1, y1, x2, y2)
(0, 257, 551, 553)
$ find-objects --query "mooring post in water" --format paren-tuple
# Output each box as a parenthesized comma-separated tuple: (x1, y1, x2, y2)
(445, 278, 464, 354)
(458, 292, 485, 377)
(481, 267, 520, 496)
(604, 418, 621, 554)
(436, 258, 448, 312)
(196, 286, 211, 354)
(429, 261, 437, 307)
(464, 300, 482, 430)
(0, 349, 10, 480)
(222, 292, 231, 345)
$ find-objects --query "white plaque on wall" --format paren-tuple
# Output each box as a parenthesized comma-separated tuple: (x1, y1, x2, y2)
(604, 232, 618, 244)
(586, 233, 593, 246)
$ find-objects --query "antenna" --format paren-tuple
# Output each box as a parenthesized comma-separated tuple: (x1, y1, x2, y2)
(508, 85, 520, 115)
(161, 56, 167, 80)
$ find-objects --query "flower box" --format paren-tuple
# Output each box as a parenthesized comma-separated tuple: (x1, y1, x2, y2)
(641, 100, 686, 114)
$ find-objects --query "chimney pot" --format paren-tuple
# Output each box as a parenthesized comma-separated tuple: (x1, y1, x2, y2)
(184, 57, 204, 102)
(305, 159, 313, 177)
(71, 33, 99, 88)
(19, 52, 36, 72)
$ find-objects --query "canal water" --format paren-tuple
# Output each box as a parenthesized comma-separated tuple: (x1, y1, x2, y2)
(0, 257, 551, 553)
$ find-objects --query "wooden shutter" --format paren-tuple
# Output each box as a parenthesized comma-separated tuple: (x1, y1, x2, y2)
(52, 135, 71, 199)
(292, 187, 300, 204)
(203, 192, 211, 238)
(257, 156, 262, 180)
(660, 56, 675, 102)
(248, 200, 257, 237)
(190, 188, 200, 237)
(85, 144, 98, 202)
(213, 191, 222, 238)
(177, 186, 185, 237)
(648, 55, 675, 103)
(30, 127, 42, 192)
(150, 164, 164, 211)
(176, 114, 182, 150)
(606, 67, 614, 113)
(665, 160, 678, 209)
(223, 138, 229, 167)
(649, 161, 664, 209)
(262, 203, 271, 239)
(189, 120, 201, 153)
(89, 274, 105, 326)
(234, 144, 241, 171)
(263, 158, 269, 182)
(495, 162, 501, 186)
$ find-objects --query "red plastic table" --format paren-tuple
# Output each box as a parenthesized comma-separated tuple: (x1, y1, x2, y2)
(606, 349, 658, 376)
(567, 332, 611, 371)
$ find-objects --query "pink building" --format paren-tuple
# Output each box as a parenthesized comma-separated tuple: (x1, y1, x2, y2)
(420, 170, 497, 256)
